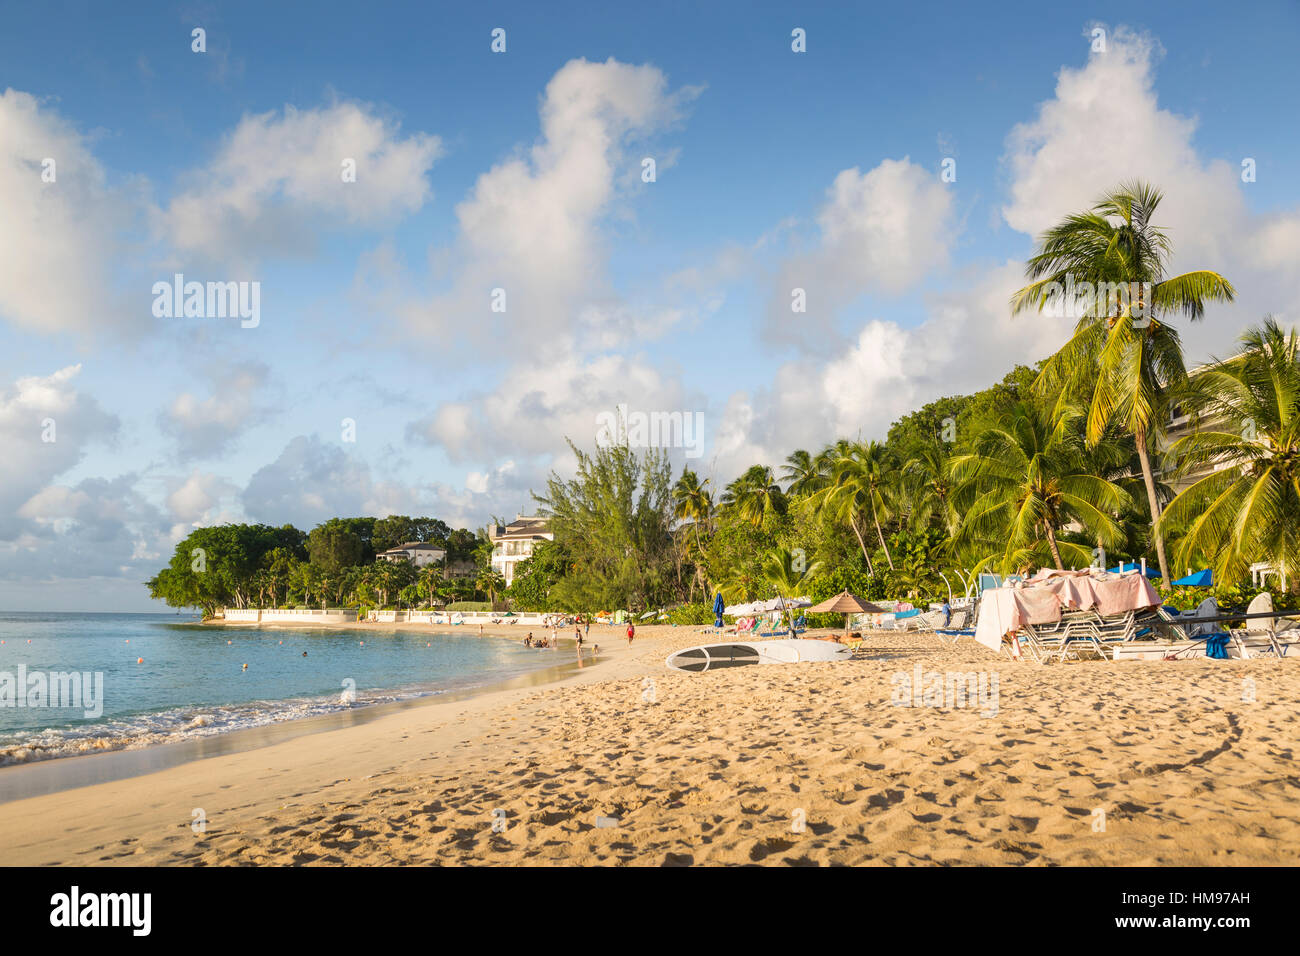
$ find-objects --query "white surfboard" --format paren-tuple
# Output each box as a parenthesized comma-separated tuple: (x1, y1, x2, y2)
(666, 639, 851, 672)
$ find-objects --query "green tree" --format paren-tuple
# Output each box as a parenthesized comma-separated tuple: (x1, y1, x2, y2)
(1013, 181, 1235, 583)
(1159, 318, 1300, 587)
(536, 439, 676, 613)
(950, 402, 1131, 573)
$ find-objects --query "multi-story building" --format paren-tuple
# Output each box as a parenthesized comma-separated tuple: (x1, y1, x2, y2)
(489, 515, 553, 586)
(377, 542, 446, 567)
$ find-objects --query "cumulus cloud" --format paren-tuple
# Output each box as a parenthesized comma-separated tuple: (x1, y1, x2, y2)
(158, 100, 442, 266)
(159, 362, 271, 459)
(408, 347, 702, 466)
(0, 365, 119, 540)
(165, 470, 239, 524)
(764, 157, 956, 347)
(712, 261, 1077, 476)
(0, 367, 172, 588)
(398, 58, 698, 349)
(0, 90, 148, 337)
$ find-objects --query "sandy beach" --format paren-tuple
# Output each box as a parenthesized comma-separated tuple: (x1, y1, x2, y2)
(1, 623, 1297, 866)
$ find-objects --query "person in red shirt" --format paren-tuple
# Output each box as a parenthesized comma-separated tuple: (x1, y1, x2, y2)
(626, 622, 635, 645)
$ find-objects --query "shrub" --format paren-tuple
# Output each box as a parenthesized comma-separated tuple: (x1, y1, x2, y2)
(447, 601, 492, 612)
(666, 603, 714, 625)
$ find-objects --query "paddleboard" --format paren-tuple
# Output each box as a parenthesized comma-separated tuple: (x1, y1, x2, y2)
(666, 639, 851, 672)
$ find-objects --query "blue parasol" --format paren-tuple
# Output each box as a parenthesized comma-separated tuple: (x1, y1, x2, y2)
(1108, 562, 1162, 579)
(1172, 568, 1214, 587)
(712, 592, 725, 628)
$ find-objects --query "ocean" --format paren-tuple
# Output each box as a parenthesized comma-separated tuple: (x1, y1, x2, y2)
(0, 611, 570, 767)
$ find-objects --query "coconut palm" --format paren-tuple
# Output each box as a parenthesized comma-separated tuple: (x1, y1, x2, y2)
(671, 467, 714, 597)
(721, 465, 785, 527)
(781, 449, 829, 496)
(759, 546, 824, 632)
(1012, 181, 1235, 584)
(1158, 318, 1300, 586)
(902, 439, 959, 535)
(817, 440, 898, 571)
(950, 402, 1132, 573)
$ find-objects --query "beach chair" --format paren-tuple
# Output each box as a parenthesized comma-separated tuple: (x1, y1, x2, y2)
(1231, 593, 1288, 658)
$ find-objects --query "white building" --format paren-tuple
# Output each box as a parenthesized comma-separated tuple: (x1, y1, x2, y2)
(377, 542, 446, 567)
(489, 515, 553, 586)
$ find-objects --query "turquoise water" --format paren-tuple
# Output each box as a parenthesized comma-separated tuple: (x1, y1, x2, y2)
(0, 612, 567, 766)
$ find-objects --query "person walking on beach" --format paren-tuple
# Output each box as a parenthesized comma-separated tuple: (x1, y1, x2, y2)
(626, 622, 635, 646)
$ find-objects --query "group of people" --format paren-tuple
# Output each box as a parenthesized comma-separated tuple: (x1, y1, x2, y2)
(522, 620, 608, 655)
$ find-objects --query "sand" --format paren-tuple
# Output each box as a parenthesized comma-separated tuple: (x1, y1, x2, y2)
(1, 625, 1297, 866)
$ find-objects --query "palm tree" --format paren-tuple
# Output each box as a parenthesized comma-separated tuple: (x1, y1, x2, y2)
(759, 546, 823, 632)
(1012, 180, 1235, 584)
(950, 402, 1131, 572)
(781, 449, 828, 496)
(721, 465, 785, 527)
(671, 467, 714, 597)
(818, 441, 898, 571)
(1159, 318, 1300, 586)
(902, 440, 959, 535)
(477, 568, 506, 605)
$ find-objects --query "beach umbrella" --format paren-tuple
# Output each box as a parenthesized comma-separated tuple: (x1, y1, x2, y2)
(806, 590, 887, 634)
(712, 592, 725, 628)
(1173, 568, 1214, 587)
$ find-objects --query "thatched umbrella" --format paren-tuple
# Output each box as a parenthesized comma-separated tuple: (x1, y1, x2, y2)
(807, 590, 886, 636)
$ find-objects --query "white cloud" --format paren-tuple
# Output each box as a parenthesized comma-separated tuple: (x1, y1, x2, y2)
(397, 58, 698, 349)
(0, 365, 119, 540)
(0, 90, 147, 337)
(409, 348, 700, 465)
(159, 363, 270, 459)
(165, 470, 238, 524)
(159, 100, 442, 265)
(764, 157, 956, 346)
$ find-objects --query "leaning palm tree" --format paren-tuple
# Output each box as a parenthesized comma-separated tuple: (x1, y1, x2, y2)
(1158, 318, 1300, 587)
(817, 441, 898, 570)
(950, 402, 1132, 573)
(1012, 180, 1235, 584)
(671, 467, 714, 597)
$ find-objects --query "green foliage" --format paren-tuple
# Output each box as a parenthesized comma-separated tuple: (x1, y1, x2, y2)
(447, 601, 492, 612)
(535, 439, 676, 613)
(666, 602, 715, 625)
(506, 540, 566, 611)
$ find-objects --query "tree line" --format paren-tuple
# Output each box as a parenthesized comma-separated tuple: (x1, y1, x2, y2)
(147, 515, 503, 618)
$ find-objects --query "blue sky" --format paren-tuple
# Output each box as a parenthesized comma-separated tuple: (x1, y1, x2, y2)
(2, 1, 1299, 609)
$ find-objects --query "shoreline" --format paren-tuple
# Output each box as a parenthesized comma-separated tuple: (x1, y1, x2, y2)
(0, 617, 643, 786)
(2, 627, 1295, 865)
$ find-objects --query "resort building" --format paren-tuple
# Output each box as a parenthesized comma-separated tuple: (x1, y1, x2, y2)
(377, 541, 447, 567)
(489, 515, 553, 586)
